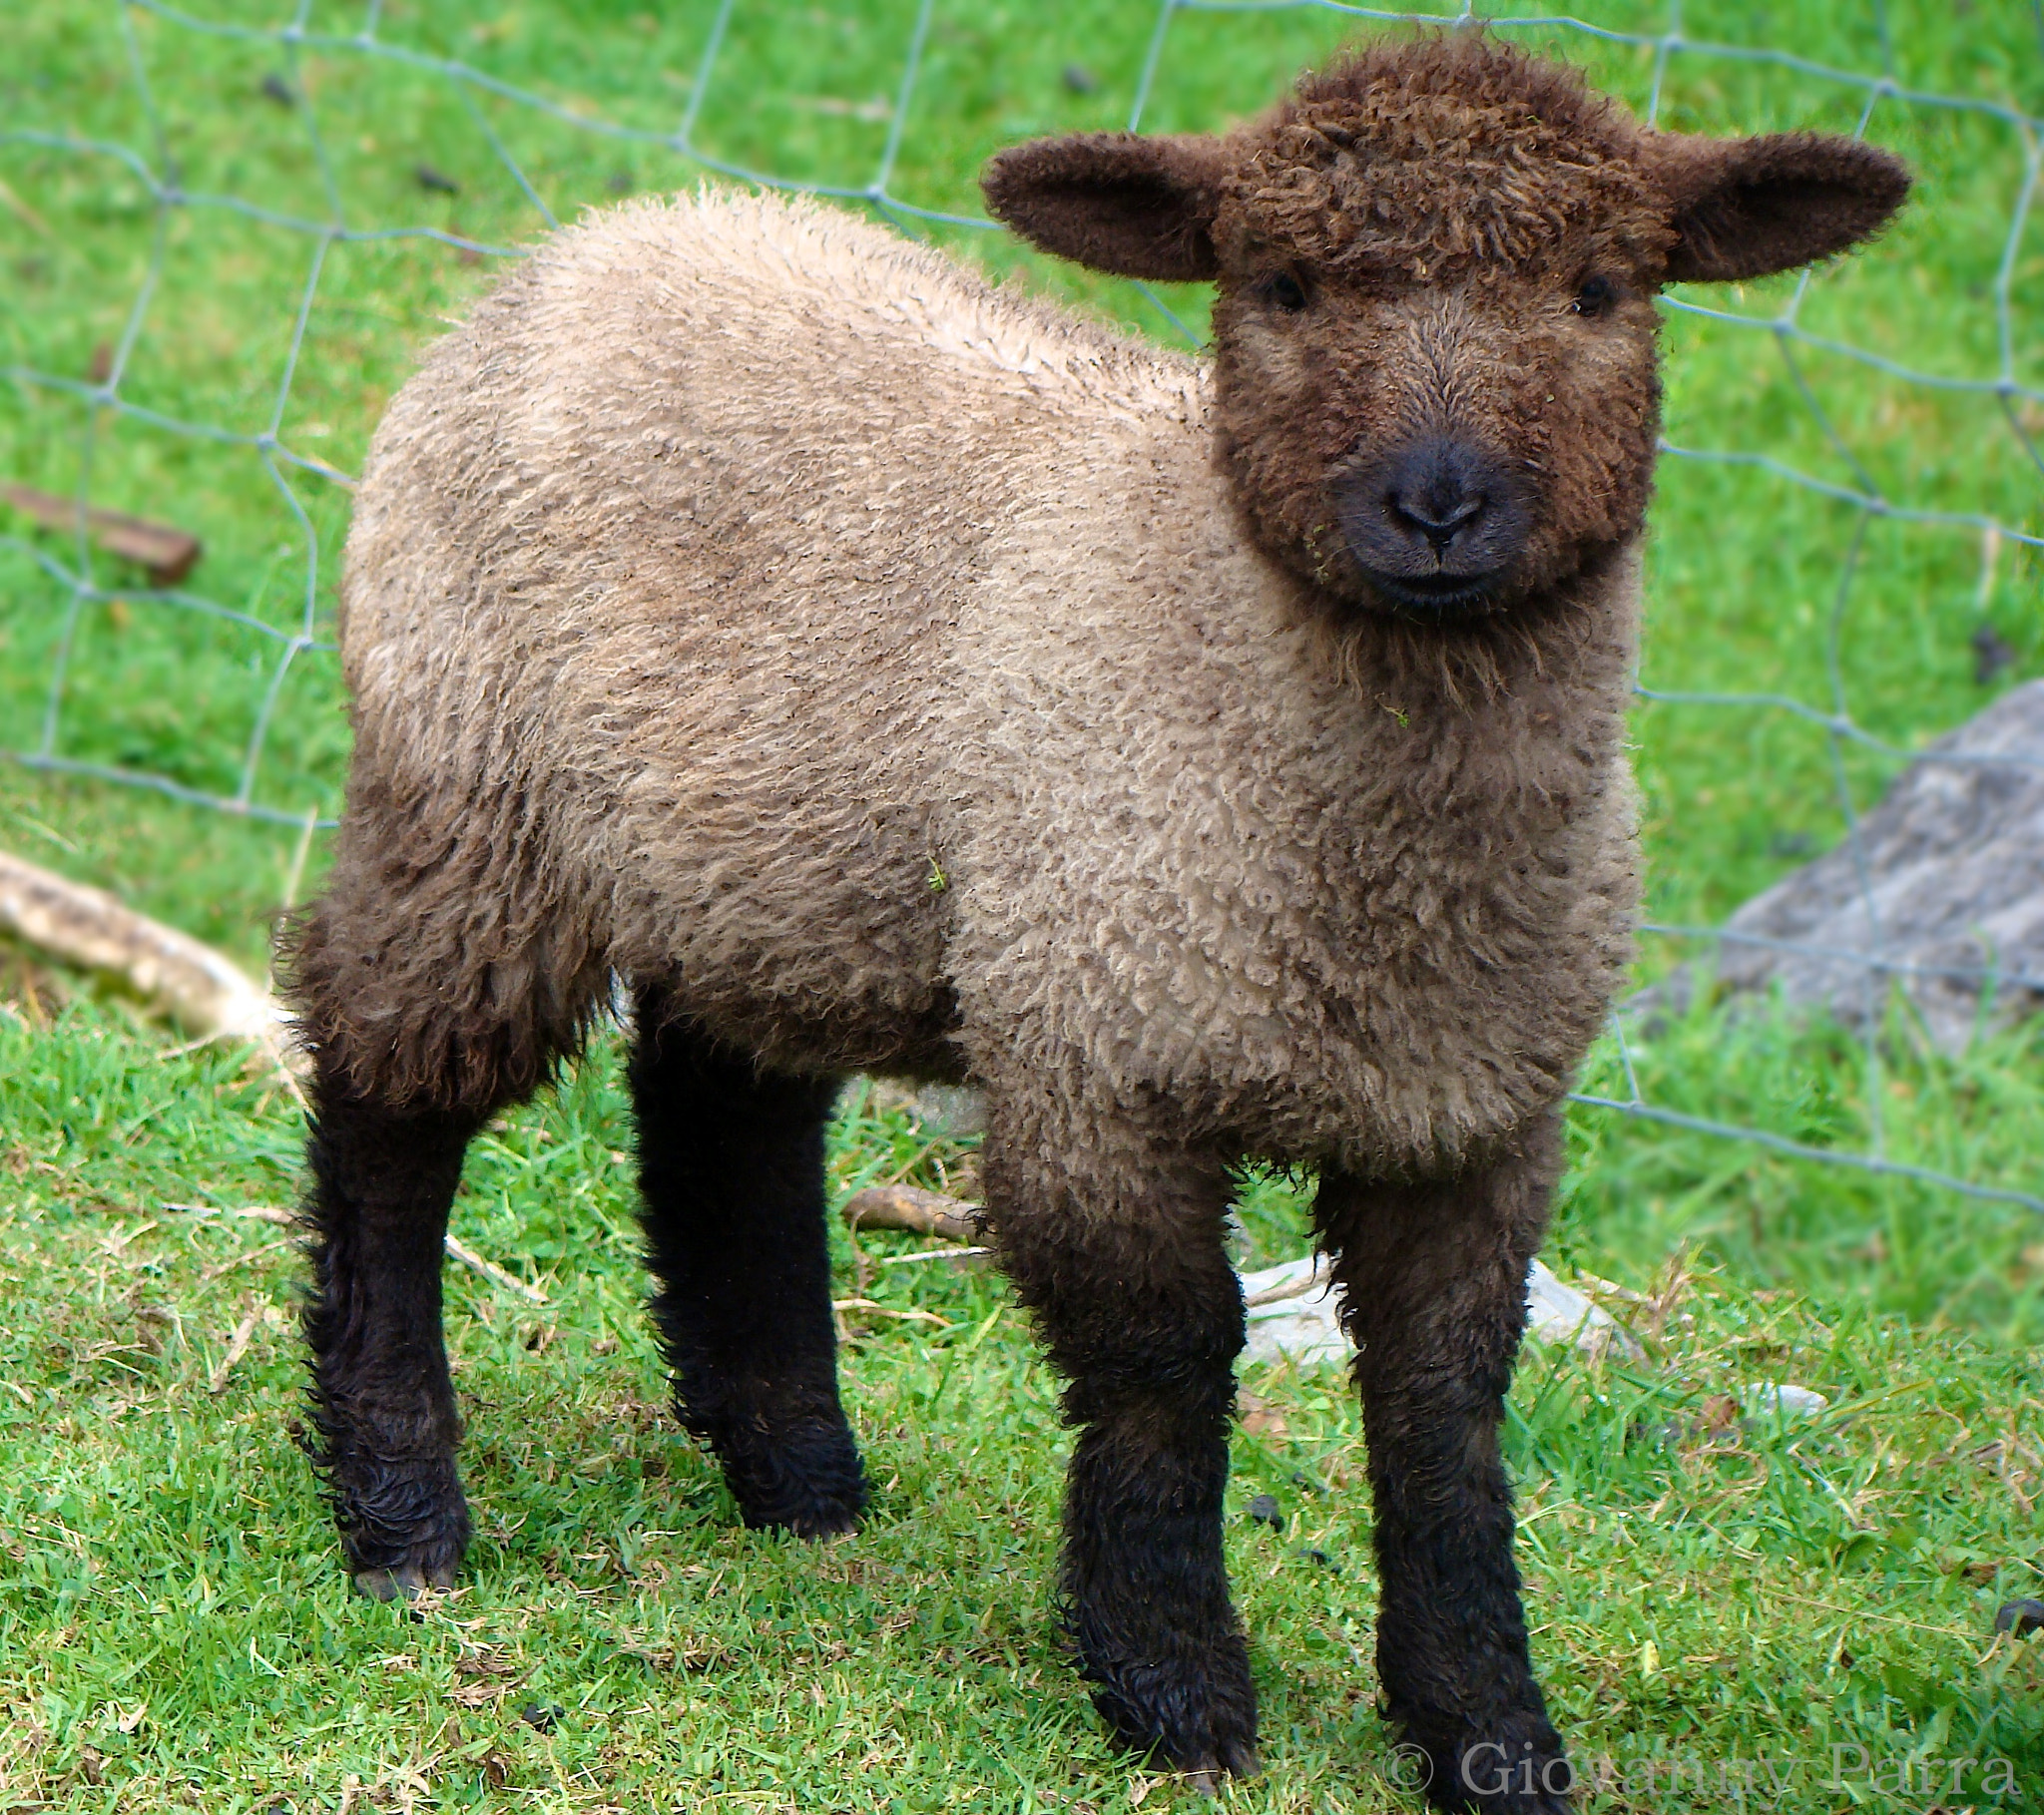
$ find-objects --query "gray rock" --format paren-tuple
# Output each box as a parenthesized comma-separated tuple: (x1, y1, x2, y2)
(1526, 1259, 1646, 1362)
(1663, 680, 2044, 1053)
(1240, 1255, 1640, 1368)
(1242, 1255, 1347, 1368)
(1739, 1381, 1829, 1423)
(910, 1084, 988, 1139)
(1994, 1598, 2044, 1637)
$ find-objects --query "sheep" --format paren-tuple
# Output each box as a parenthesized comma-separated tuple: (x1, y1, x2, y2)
(286, 33, 1906, 1810)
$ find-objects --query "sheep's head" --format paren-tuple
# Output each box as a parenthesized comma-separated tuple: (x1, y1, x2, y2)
(983, 35, 1908, 622)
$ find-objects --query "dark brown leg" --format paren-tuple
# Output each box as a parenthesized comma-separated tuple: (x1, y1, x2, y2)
(1317, 1117, 1571, 1813)
(284, 806, 605, 1600)
(631, 993, 864, 1537)
(301, 1069, 485, 1600)
(986, 1101, 1258, 1784)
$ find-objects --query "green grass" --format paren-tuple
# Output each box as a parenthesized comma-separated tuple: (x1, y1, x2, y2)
(6, 2, 2044, 1809)
(3, 999, 2042, 1811)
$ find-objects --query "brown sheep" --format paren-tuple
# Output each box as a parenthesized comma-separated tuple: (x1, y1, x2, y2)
(286, 33, 1905, 1810)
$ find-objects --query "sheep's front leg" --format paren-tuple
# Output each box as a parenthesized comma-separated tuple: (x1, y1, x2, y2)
(987, 1108, 1258, 1785)
(302, 1074, 480, 1601)
(1317, 1117, 1569, 1814)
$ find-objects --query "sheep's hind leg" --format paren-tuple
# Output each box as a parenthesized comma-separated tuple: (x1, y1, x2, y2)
(1317, 1116, 1570, 1815)
(302, 1077, 483, 1601)
(987, 1106, 1258, 1785)
(631, 993, 864, 1538)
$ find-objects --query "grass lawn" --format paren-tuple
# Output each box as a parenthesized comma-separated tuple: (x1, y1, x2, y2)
(2, 1001, 2043, 1811)
(4, 1, 2044, 1809)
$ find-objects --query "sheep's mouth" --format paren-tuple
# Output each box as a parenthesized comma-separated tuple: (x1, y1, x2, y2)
(1356, 567, 1509, 618)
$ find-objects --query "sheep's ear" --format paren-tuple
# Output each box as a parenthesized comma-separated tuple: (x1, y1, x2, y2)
(981, 133, 1225, 281)
(1658, 132, 1910, 283)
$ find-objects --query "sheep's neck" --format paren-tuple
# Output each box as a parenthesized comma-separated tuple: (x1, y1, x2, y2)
(1298, 546, 1641, 887)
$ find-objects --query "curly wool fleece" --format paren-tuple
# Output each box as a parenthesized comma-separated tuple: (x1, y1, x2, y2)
(295, 180, 1638, 1172)
(1219, 40, 1672, 282)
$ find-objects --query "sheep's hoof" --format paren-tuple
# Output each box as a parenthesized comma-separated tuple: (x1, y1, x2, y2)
(1180, 1744, 1262, 1795)
(734, 1478, 866, 1541)
(352, 1560, 456, 1601)
(1091, 1671, 1261, 1788)
(715, 1414, 869, 1540)
(793, 1502, 863, 1542)
(743, 1468, 865, 1541)
(1406, 1738, 1574, 1813)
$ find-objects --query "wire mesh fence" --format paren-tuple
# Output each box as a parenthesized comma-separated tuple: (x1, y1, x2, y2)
(3, 1, 2042, 1225)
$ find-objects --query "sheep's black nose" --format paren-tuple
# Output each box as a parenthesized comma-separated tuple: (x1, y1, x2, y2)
(1385, 441, 1492, 552)
(1336, 432, 1531, 616)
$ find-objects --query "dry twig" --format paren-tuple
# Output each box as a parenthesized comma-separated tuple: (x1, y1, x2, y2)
(200, 1237, 293, 1282)
(1243, 1268, 1327, 1309)
(164, 1201, 545, 1305)
(444, 1233, 548, 1305)
(840, 1184, 983, 1243)
(165, 1201, 293, 1224)
(208, 1308, 262, 1395)
(830, 1297, 952, 1328)
(3, 480, 203, 584)
(0, 848, 305, 1101)
(872, 1245, 993, 1267)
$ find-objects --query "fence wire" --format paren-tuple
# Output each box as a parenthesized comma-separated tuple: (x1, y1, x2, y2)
(3, 1, 2041, 1216)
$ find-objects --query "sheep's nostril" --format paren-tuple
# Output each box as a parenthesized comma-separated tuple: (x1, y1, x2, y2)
(1388, 487, 1487, 551)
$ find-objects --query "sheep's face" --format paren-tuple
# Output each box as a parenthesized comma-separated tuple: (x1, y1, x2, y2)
(984, 35, 1908, 625)
(1204, 226, 1668, 617)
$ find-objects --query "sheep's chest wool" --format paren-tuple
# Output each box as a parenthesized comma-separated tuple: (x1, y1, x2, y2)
(955, 386, 1642, 1169)
(289, 34, 1906, 1811)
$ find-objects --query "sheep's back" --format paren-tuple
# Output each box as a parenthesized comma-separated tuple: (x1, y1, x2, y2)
(331, 189, 1204, 1075)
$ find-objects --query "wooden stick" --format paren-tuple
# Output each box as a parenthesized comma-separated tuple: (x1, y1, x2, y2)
(872, 1245, 994, 1267)
(165, 1201, 295, 1225)
(163, 1201, 546, 1306)
(0, 177, 51, 237)
(1569, 1267, 1654, 1307)
(829, 1298, 953, 1328)
(2, 482, 203, 585)
(444, 1233, 548, 1305)
(1243, 1270, 1328, 1309)
(0, 848, 306, 1098)
(201, 1237, 293, 1282)
(840, 1184, 983, 1243)
(209, 1308, 262, 1395)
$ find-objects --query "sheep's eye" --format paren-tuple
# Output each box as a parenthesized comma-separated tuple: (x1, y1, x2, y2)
(1571, 275, 1617, 317)
(1259, 271, 1309, 312)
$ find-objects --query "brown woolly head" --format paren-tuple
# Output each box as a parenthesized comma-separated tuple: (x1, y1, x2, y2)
(983, 32, 1908, 624)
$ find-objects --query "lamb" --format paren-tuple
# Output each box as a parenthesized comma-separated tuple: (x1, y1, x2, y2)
(286, 33, 1905, 1810)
